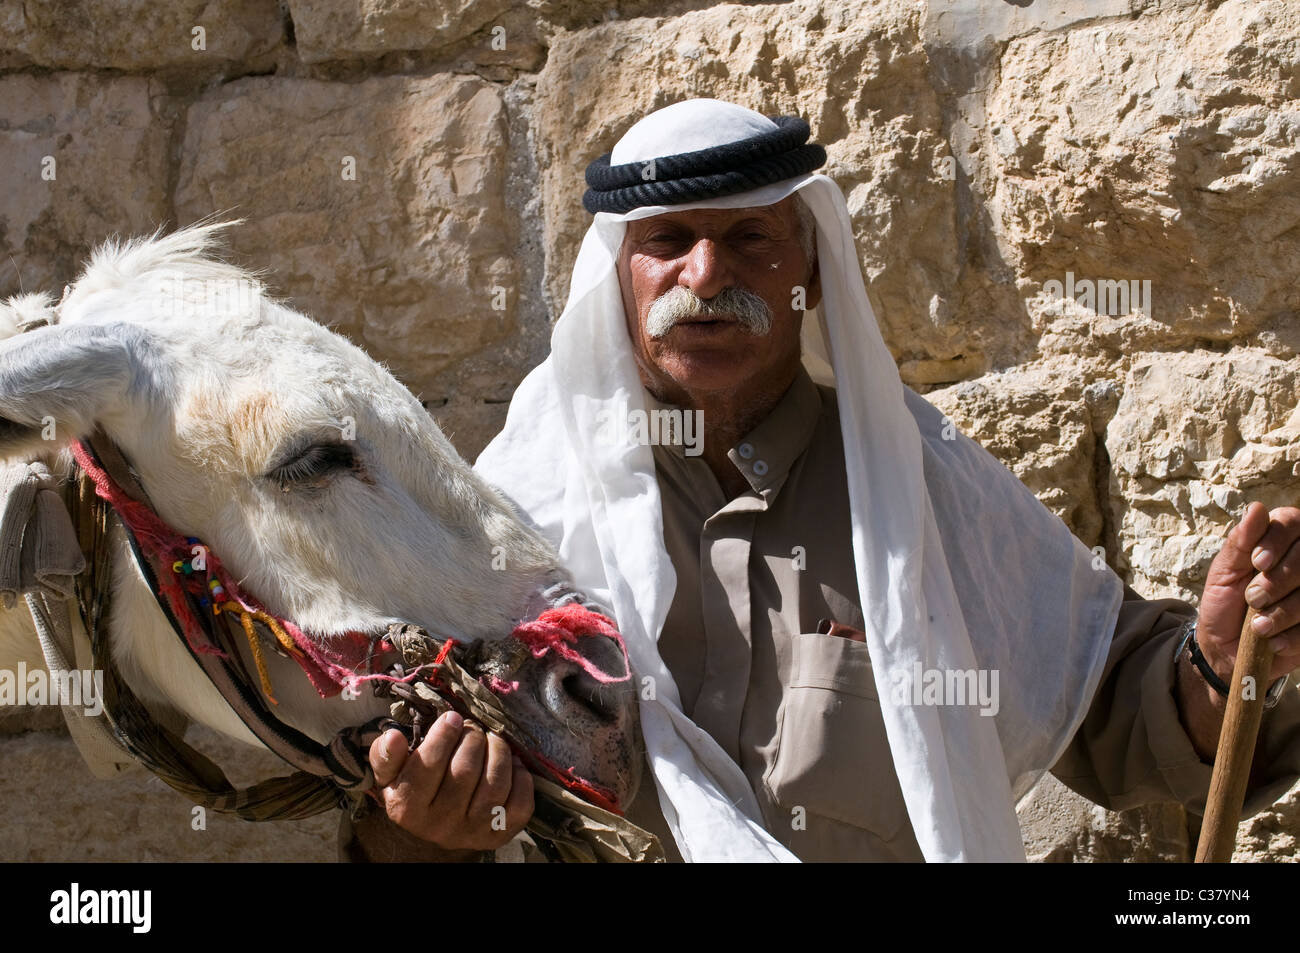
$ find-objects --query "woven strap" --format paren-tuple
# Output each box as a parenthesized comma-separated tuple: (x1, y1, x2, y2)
(0, 456, 139, 777)
(71, 433, 376, 819)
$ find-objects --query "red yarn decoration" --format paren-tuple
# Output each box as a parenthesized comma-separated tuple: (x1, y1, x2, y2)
(509, 604, 632, 685)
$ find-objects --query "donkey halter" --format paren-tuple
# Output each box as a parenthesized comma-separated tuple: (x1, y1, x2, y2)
(66, 430, 661, 862)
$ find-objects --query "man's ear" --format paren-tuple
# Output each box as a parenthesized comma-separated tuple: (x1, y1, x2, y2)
(806, 254, 823, 313)
(0, 321, 144, 461)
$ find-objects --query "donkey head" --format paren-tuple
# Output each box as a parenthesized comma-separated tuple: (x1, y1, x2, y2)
(0, 222, 641, 807)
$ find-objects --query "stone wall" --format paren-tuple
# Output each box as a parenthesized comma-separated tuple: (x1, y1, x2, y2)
(2, 0, 1298, 861)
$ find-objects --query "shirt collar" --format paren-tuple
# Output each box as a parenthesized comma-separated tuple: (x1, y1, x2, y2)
(724, 366, 823, 498)
(644, 365, 824, 499)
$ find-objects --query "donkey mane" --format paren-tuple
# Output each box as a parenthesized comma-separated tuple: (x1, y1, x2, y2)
(1, 220, 259, 338)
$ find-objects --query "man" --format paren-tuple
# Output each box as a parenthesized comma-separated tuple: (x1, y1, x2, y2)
(364, 99, 1300, 861)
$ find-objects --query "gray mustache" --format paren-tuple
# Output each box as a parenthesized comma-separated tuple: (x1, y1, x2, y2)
(645, 286, 774, 339)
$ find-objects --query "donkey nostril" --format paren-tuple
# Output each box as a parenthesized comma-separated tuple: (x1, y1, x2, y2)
(562, 673, 618, 723)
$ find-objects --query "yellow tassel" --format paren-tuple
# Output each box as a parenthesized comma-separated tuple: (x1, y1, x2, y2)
(215, 601, 278, 705)
(247, 608, 300, 658)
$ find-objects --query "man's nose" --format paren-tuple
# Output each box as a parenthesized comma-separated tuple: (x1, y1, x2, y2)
(678, 238, 733, 300)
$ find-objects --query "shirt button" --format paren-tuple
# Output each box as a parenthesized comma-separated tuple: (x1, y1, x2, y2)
(737, 442, 755, 460)
(753, 459, 769, 477)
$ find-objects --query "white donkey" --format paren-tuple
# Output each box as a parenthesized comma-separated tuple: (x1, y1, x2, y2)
(0, 221, 641, 838)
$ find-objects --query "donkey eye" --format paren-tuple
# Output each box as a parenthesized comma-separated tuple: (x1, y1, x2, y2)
(266, 442, 358, 491)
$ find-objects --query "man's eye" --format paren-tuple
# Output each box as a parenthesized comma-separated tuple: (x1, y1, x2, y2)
(642, 233, 684, 249)
(266, 442, 358, 491)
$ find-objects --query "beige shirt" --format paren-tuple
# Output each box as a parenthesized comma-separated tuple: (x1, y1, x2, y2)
(624, 368, 1300, 862)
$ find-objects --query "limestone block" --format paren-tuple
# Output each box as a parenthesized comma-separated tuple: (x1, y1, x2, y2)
(0, 74, 172, 302)
(1107, 349, 1300, 599)
(0, 0, 282, 71)
(926, 359, 1115, 546)
(175, 73, 520, 458)
(987, 0, 1300, 360)
(287, 0, 514, 64)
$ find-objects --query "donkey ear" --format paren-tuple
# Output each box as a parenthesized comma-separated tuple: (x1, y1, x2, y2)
(0, 321, 146, 461)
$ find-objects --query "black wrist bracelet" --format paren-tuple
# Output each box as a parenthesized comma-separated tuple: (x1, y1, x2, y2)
(1186, 625, 1231, 697)
(1174, 618, 1292, 710)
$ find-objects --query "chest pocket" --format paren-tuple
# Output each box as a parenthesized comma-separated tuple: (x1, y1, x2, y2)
(762, 632, 912, 846)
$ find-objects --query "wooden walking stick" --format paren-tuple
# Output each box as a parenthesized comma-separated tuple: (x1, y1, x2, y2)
(1194, 606, 1275, 862)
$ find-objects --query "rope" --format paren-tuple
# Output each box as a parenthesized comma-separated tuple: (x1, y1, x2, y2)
(585, 116, 813, 189)
(582, 115, 826, 214)
(216, 601, 279, 704)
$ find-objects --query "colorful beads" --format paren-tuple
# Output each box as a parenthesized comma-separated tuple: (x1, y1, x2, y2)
(172, 541, 205, 575)
(166, 536, 227, 613)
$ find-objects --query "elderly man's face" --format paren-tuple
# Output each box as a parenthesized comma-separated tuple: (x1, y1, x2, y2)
(616, 195, 819, 404)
